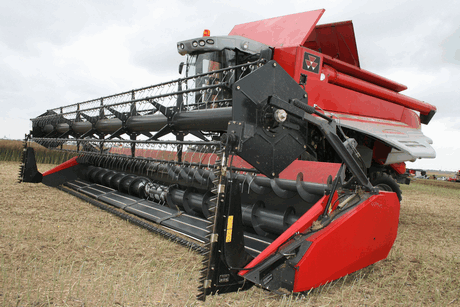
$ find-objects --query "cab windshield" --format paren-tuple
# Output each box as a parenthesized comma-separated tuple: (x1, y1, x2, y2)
(185, 50, 236, 107)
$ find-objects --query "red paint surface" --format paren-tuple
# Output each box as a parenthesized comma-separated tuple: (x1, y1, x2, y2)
(306, 77, 409, 126)
(373, 141, 392, 165)
(239, 192, 400, 291)
(277, 47, 418, 128)
(279, 160, 340, 184)
(274, 46, 434, 129)
(273, 47, 297, 77)
(390, 162, 406, 175)
(322, 65, 436, 116)
(229, 10, 324, 48)
(303, 21, 361, 68)
(292, 192, 400, 291)
(322, 55, 407, 92)
(42, 157, 79, 177)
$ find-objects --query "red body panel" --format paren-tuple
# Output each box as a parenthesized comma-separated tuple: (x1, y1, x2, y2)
(239, 191, 400, 290)
(322, 55, 407, 92)
(279, 160, 341, 184)
(373, 140, 393, 164)
(229, 10, 325, 48)
(322, 65, 435, 116)
(275, 46, 431, 128)
(303, 21, 361, 68)
(273, 47, 297, 78)
(293, 192, 400, 291)
(390, 162, 406, 175)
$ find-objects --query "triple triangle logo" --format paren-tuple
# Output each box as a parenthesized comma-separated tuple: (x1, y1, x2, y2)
(302, 52, 320, 74)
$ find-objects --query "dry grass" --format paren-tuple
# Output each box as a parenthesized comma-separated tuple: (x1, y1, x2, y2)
(0, 161, 459, 306)
(0, 140, 76, 164)
(413, 178, 460, 190)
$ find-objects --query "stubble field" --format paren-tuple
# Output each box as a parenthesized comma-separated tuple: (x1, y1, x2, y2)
(0, 161, 459, 306)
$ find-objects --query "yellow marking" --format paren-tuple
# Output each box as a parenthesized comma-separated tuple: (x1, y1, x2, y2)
(225, 215, 234, 243)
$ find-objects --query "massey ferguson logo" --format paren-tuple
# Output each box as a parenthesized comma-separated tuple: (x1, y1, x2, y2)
(303, 52, 320, 74)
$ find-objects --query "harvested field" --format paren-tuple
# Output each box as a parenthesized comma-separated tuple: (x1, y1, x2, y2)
(1, 161, 459, 306)
(413, 178, 460, 190)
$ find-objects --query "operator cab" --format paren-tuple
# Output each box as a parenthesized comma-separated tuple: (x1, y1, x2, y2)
(176, 35, 272, 106)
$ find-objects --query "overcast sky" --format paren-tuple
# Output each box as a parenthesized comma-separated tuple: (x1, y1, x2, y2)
(1, 0, 459, 171)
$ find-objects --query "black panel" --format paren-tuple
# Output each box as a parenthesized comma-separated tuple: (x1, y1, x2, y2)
(125, 201, 209, 242)
(243, 233, 272, 257)
(230, 61, 309, 177)
(99, 191, 141, 209)
(64, 179, 91, 190)
(21, 148, 43, 183)
(420, 109, 436, 125)
(42, 164, 85, 187)
(79, 184, 114, 198)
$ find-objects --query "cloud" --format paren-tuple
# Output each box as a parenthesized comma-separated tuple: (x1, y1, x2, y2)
(124, 0, 268, 77)
(383, 66, 460, 121)
(441, 26, 460, 65)
(407, 118, 460, 171)
(0, 0, 139, 56)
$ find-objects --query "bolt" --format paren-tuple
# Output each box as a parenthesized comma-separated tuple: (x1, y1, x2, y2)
(274, 109, 287, 123)
(273, 63, 277, 67)
(272, 172, 275, 176)
(304, 94, 308, 98)
(236, 86, 241, 90)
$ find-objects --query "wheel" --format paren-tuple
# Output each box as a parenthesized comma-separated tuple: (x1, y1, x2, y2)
(369, 172, 402, 201)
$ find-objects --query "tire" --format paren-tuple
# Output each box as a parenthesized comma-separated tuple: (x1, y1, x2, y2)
(369, 172, 402, 201)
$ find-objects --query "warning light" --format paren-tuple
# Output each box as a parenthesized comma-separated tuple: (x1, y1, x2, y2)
(203, 29, 210, 37)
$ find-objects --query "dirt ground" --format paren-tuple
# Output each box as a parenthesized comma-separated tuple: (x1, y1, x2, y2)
(0, 161, 459, 306)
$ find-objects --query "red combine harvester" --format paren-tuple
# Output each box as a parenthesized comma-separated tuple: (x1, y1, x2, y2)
(19, 10, 436, 300)
(448, 171, 460, 182)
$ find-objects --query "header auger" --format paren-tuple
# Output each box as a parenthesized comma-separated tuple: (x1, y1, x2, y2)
(20, 9, 435, 301)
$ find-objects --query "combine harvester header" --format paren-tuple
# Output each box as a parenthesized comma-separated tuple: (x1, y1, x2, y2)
(20, 9, 435, 301)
